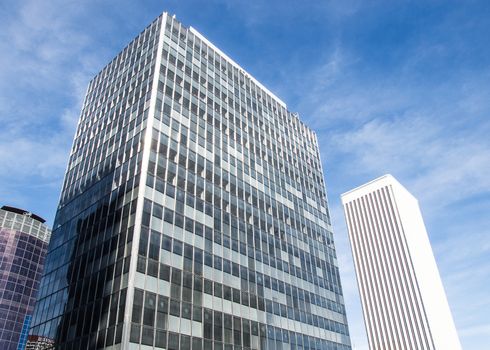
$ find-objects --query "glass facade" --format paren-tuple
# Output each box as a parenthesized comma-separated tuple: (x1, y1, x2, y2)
(0, 206, 51, 350)
(28, 13, 351, 350)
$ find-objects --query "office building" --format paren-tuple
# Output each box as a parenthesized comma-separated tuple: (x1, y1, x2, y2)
(28, 13, 351, 349)
(341, 175, 461, 350)
(0, 206, 51, 350)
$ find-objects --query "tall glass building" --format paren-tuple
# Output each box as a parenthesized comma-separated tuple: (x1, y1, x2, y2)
(29, 13, 351, 350)
(0, 206, 51, 350)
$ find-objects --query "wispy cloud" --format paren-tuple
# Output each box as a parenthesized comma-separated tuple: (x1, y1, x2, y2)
(0, 0, 104, 218)
(459, 323, 490, 338)
(332, 110, 490, 208)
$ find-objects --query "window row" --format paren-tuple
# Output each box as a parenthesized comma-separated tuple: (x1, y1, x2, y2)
(136, 258, 347, 332)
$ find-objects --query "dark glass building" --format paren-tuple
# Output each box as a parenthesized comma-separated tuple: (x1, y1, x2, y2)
(29, 13, 351, 350)
(0, 206, 51, 350)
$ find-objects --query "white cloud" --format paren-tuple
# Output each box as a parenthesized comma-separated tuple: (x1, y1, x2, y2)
(459, 323, 490, 337)
(333, 114, 490, 209)
(0, 0, 105, 219)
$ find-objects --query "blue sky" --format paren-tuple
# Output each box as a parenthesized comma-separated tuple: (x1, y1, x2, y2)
(1, 1, 489, 349)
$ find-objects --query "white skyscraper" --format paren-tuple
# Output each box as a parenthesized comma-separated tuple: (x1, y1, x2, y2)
(341, 175, 461, 350)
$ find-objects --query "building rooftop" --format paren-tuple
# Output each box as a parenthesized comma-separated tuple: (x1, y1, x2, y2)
(1, 205, 46, 224)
